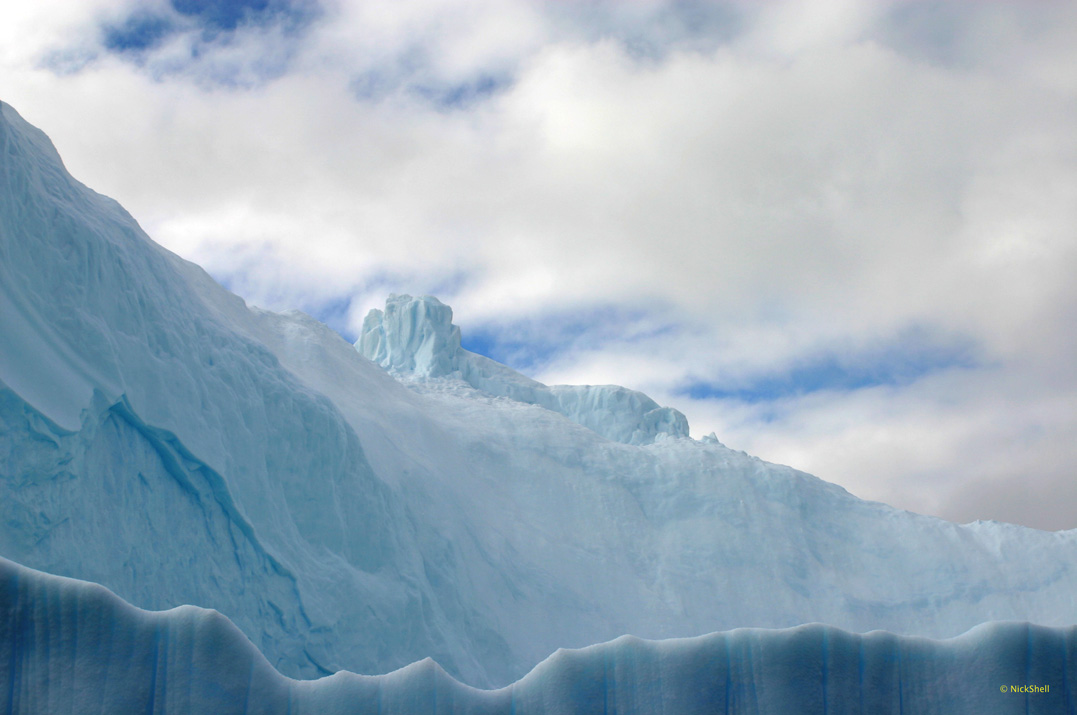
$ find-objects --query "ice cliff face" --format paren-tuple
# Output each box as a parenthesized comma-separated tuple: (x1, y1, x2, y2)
(358, 294, 690, 445)
(0, 100, 452, 682)
(3, 556, 1074, 714)
(2, 98, 1077, 699)
(359, 294, 462, 377)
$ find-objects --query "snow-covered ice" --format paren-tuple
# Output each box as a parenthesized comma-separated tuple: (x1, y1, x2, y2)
(1, 96, 1076, 705)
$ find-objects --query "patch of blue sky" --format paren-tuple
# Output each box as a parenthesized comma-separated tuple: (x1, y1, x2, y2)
(678, 327, 982, 404)
(98, 0, 319, 82)
(461, 327, 562, 373)
(409, 74, 512, 111)
(351, 65, 512, 110)
(103, 12, 177, 53)
(461, 303, 680, 374)
(171, 0, 319, 35)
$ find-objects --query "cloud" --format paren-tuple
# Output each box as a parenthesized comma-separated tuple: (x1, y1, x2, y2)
(2, 0, 1076, 529)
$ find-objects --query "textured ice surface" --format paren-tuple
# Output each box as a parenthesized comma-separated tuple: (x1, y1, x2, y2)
(1, 99, 1077, 692)
(358, 294, 690, 445)
(2, 556, 1075, 714)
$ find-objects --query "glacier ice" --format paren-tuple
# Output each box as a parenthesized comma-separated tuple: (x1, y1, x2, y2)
(1, 94, 1077, 701)
(358, 293, 690, 445)
(2, 555, 1075, 714)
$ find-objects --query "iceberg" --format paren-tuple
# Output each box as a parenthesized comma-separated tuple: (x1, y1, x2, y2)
(1, 96, 1076, 706)
(2, 556, 1074, 714)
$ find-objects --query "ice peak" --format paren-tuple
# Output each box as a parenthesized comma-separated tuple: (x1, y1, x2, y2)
(0, 101, 71, 178)
(357, 295, 691, 445)
(358, 294, 461, 377)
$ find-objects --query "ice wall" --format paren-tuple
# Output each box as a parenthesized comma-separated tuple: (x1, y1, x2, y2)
(2, 556, 1074, 715)
(3, 97, 1077, 693)
(358, 294, 690, 445)
(0, 99, 509, 685)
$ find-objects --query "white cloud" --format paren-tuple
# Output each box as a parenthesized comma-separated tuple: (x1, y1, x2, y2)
(2, 0, 1076, 529)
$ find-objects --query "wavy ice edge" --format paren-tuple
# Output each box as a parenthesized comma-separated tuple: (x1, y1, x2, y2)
(3, 556, 1074, 715)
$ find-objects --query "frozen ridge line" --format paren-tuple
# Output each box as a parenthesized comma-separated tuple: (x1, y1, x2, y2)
(358, 294, 690, 445)
(2, 555, 1074, 715)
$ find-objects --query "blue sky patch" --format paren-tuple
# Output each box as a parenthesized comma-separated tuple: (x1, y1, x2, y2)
(460, 304, 679, 374)
(171, 0, 317, 35)
(678, 327, 981, 404)
(172, 0, 271, 33)
(103, 12, 176, 53)
(410, 74, 512, 110)
(351, 64, 511, 109)
(98, 0, 319, 79)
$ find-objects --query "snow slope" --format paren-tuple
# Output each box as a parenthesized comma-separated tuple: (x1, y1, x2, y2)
(3, 555, 1074, 715)
(1, 98, 1077, 693)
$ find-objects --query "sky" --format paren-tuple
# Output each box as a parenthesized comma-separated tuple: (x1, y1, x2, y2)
(2, 0, 1075, 530)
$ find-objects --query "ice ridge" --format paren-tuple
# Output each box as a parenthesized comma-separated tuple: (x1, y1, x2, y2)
(2, 555, 1075, 715)
(358, 294, 690, 445)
